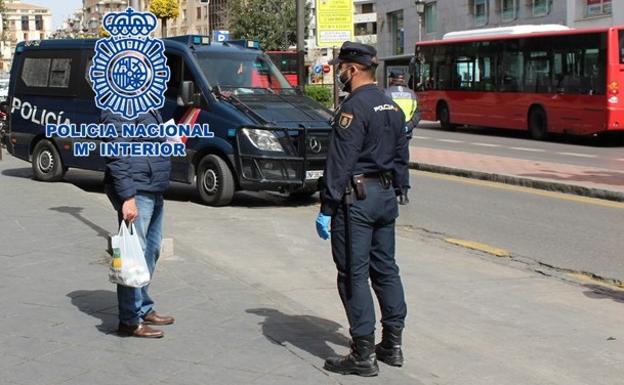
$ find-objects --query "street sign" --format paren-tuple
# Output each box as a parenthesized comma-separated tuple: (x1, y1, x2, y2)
(213, 30, 230, 42)
(323, 64, 331, 73)
(315, 0, 354, 48)
(313, 64, 323, 74)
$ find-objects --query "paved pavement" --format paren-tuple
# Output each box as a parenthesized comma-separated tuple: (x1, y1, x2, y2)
(1, 154, 623, 385)
(411, 124, 624, 201)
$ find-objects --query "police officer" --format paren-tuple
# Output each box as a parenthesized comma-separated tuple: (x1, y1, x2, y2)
(385, 70, 419, 205)
(315, 42, 409, 377)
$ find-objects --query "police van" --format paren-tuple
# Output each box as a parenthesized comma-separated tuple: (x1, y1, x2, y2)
(3, 36, 331, 206)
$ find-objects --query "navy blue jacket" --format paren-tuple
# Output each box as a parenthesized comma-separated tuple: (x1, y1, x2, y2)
(101, 110, 171, 201)
(321, 84, 409, 216)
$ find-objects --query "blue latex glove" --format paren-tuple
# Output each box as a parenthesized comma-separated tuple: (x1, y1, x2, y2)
(315, 213, 331, 240)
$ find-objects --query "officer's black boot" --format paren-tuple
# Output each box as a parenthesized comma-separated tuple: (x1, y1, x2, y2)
(375, 327, 404, 367)
(324, 334, 379, 377)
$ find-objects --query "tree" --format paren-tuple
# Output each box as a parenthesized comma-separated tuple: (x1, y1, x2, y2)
(149, 0, 179, 38)
(229, 0, 310, 51)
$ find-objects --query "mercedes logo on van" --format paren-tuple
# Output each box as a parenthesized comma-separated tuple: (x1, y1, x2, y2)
(308, 137, 322, 154)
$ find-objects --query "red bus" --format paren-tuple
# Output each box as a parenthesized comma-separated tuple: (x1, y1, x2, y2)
(266, 50, 299, 87)
(415, 25, 624, 139)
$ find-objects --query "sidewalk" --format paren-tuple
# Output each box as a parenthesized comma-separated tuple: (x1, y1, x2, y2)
(1, 154, 623, 385)
(410, 147, 624, 201)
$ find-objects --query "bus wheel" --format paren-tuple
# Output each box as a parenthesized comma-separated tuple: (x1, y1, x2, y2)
(32, 140, 65, 182)
(529, 107, 548, 140)
(437, 103, 455, 131)
(196, 154, 235, 206)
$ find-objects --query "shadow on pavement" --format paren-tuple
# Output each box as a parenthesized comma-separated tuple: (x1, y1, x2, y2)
(582, 284, 624, 304)
(50, 206, 110, 241)
(67, 290, 119, 334)
(1, 167, 32, 178)
(246, 308, 350, 360)
(2, 166, 319, 208)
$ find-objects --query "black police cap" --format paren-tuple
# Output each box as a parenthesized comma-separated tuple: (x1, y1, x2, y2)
(329, 41, 378, 67)
(389, 70, 405, 78)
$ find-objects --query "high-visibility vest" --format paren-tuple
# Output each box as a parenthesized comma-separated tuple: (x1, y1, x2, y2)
(385, 86, 418, 123)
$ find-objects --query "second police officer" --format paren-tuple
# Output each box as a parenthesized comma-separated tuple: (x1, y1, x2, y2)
(315, 41, 409, 377)
(385, 70, 420, 205)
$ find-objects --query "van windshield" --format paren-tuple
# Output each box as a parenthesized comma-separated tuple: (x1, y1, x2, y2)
(194, 51, 293, 93)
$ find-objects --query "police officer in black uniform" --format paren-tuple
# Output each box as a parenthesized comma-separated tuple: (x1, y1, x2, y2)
(315, 41, 409, 377)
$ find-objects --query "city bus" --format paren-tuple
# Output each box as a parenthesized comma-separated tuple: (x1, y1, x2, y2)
(415, 25, 624, 139)
(266, 50, 299, 86)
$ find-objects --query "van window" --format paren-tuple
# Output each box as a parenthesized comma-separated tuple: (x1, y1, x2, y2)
(21, 57, 72, 88)
(21, 58, 50, 87)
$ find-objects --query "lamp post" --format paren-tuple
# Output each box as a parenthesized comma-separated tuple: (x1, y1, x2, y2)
(415, 0, 425, 43)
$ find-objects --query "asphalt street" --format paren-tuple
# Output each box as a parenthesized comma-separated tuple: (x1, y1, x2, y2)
(413, 122, 624, 170)
(406, 170, 624, 282)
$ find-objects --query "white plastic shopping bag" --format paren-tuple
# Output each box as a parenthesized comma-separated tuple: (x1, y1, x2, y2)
(109, 222, 151, 288)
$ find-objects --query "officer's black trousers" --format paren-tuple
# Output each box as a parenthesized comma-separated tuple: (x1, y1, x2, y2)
(330, 181, 407, 337)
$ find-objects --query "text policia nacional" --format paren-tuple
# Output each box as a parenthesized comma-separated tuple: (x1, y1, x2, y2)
(45, 123, 214, 157)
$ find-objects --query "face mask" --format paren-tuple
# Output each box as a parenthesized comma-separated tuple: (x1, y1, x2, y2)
(336, 67, 353, 93)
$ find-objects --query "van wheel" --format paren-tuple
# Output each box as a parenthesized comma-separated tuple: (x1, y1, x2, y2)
(196, 154, 235, 206)
(32, 140, 65, 182)
(437, 102, 455, 131)
(529, 107, 548, 140)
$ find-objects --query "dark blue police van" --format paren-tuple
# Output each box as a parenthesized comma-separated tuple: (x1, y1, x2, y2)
(2, 36, 331, 205)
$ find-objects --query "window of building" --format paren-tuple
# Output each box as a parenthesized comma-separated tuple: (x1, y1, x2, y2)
(586, 0, 612, 17)
(425, 2, 437, 34)
(474, 0, 489, 26)
(182, 9, 187, 20)
(501, 0, 517, 22)
(355, 22, 377, 36)
(389, 10, 404, 55)
(35, 15, 43, 31)
(361, 3, 374, 13)
(197, 7, 202, 19)
(532, 0, 550, 16)
(21, 16, 29, 31)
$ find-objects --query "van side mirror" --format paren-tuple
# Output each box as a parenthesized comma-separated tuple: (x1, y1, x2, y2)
(178, 81, 201, 107)
(0, 101, 8, 114)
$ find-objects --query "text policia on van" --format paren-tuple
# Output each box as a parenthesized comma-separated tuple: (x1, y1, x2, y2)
(45, 122, 214, 157)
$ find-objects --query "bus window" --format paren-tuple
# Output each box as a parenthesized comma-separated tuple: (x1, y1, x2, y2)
(500, 50, 523, 92)
(620, 30, 624, 63)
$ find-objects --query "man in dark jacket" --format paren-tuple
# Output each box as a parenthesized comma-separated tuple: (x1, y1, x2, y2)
(103, 109, 174, 338)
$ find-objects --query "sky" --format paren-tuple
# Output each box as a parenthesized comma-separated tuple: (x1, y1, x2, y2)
(28, 0, 82, 29)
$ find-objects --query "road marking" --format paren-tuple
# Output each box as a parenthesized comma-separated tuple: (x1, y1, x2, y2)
(509, 147, 545, 152)
(557, 152, 597, 158)
(436, 139, 464, 143)
(445, 238, 510, 258)
(412, 135, 431, 140)
(567, 273, 624, 290)
(414, 171, 624, 209)
(471, 142, 501, 148)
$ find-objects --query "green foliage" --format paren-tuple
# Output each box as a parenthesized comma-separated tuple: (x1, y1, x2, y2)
(229, 0, 311, 50)
(304, 85, 333, 109)
(149, 0, 179, 38)
(148, 0, 179, 19)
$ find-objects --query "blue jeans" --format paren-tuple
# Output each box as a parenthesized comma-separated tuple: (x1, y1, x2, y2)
(106, 189, 164, 326)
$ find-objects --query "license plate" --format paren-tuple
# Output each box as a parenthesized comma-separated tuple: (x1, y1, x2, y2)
(306, 170, 324, 180)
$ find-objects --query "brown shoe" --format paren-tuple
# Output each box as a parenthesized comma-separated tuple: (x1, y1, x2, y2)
(143, 311, 175, 326)
(118, 322, 164, 338)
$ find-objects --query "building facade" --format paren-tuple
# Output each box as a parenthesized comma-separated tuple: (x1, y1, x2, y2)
(566, 0, 623, 27)
(375, 0, 567, 84)
(0, 0, 53, 71)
